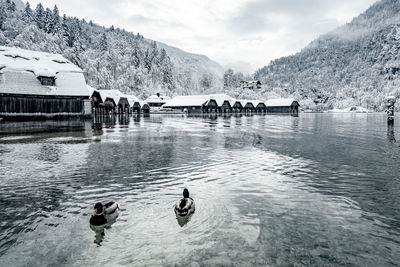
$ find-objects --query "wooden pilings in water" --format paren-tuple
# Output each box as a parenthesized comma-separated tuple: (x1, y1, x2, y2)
(386, 96, 396, 124)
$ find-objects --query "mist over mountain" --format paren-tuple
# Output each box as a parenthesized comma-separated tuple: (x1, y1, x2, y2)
(224, 61, 254, 76)
(0, 0, 223, 99)
(254, 0, 400, 111)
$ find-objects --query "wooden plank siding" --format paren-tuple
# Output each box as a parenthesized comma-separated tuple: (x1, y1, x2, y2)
(266, 102, 299, 113)
(0, 93, 87, 117)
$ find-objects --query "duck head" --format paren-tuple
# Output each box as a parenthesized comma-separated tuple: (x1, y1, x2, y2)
(93, 202, 103, 215)
(183, 188, 189, 198)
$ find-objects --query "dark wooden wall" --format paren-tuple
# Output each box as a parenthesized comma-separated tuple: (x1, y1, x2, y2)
(0, 94, 85, 114)
(266, 105, 298, 113)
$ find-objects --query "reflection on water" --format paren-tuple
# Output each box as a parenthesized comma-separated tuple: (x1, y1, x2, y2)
(90, 219, 118, 246)
(0, 113, 400, 266)
(175, 214, 193, 227)
(387, 123, 396, 143)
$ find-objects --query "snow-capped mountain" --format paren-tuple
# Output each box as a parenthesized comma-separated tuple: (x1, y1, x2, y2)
(254, 0, 400, 111)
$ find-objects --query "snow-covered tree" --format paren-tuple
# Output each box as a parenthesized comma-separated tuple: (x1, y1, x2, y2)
(22, 2, 33, 22)
(34, 3, 44, 29)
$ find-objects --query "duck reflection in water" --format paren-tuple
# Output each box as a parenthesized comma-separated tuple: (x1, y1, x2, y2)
(176, 213, 194, 227)
(90, 220, 118, 245)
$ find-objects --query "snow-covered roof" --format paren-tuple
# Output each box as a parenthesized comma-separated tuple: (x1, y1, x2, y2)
(232, 100, 243, 107)
(256, 101, 266, 107)
(237, 100, 250, 107)
(126, 94, 140, 106)
(87, 85, 96, 96)
(97, 89, 127, 105)
(250, 100, 260, 107)
(163, 95, 208, 107)
(204, 94, 235, 106)
(163, 94, 234, 107)
(264, 98, 298, 107)
(0, 46, 89, 96)
(139, 101, 149, 108)
(145, 94, 170, 104)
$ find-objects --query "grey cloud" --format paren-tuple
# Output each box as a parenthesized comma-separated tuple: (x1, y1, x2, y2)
(124, 14, 185, 29)
(225, 0, 352, 35)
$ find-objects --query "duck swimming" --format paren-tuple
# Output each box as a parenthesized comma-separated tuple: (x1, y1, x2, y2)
(174, 188, 195, 217)
(89, 201, 120, 226)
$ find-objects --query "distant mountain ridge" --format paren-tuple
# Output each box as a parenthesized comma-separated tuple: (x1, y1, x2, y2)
(155, 41, 224, 93)
(254, 0, 400, 111)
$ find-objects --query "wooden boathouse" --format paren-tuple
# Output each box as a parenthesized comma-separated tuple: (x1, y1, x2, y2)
(163, 94, 234, 114)
(126, 95, 141, 113)
(221, 100, 234, 113)
(97, 89, 131, 113)
(264, 98, 300, 113)
(256, 102, 267, 113)
(232, 101, 244, 113)
(162, 95, 296, 114)
(0, 46, 91, 119)
(162, 95, 210, 113)
(140, 101, 150, 114)
(145, 93, 170, 112)
(243, 101, 257, 113)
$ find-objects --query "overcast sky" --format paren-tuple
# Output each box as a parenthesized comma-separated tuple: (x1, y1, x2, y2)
(26, 0, 377, 71)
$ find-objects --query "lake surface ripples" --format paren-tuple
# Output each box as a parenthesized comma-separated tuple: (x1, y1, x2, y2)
(0, 113, 399, 266)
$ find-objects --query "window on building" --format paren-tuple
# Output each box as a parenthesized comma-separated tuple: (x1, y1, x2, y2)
(39, 77, 56, 86)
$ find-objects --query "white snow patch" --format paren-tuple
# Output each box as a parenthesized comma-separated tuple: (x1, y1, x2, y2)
(0, 46, 88, 97)
(97, 89, 127, 105)
(164, 94, 234, 107)
(264, 98, 298, 107)
(126, 95, 140, 107)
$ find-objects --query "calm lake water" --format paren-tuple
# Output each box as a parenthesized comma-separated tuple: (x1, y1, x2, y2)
(0, 113, 399, 266)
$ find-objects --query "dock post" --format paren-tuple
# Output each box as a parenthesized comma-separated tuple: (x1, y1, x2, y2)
(386, 96, 396, 124)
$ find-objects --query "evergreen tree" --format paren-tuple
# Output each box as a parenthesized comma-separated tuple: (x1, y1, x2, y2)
(34, 3, 44, 29)
(50, 5, 60, 33)
(0, 5, 6, 29)
(5, 0, 15, 12)
(98, 33, 108, 52)
(144, 48, 152, 72)
(61, 14, 71, 46)
(43, 8, 52, 33)
(131, 44, 141, 68)
(22, 2, 33, 22)
(223, 69, 234, 88)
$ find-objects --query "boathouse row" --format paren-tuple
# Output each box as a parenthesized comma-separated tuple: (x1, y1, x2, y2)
(0, 46, 91, 119)
(88, 87, 149, 115)
(0, 46, 299, 118)
(162, 94, 300, 114)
